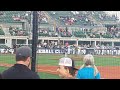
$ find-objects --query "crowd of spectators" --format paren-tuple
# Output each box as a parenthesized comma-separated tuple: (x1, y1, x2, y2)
(106, 26, 120, 38)
(93, 11, 119, 21)
(49, 11, 96, 26)
(38, 11, 48, 24)
(1, 11, 120, 39)
(9, 26, 28, 36)
(37, 26, 120, 39)
(57, 27, 72, 37)
(38, 27, 58, 37)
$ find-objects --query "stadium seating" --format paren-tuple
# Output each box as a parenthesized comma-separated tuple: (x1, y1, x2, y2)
(0, 11, 26, 23)
(0, 11, 120, 38)
(47, 11, 96, 26)
(9, 26, 28, 36)
(0, 27, 5, 35)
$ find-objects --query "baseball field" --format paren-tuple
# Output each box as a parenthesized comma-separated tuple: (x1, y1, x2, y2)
(0, 53, 120, 79)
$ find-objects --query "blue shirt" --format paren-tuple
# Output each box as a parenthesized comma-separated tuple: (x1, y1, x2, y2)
(76, 67, 101, 79)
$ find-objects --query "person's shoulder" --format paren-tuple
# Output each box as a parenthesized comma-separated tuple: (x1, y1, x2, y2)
(0, 73, 3, 79)
(29, 71, 40, 79)
(2, 66, 14, 74)
(1, 66, 15, 78)
(32, 73, 40, 79)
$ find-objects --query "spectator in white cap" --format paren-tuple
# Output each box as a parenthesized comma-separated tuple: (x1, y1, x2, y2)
(57, 57, 78, 79)
(76, 54, 101, 79)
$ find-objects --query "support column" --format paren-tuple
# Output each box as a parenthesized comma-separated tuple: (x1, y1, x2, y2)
(26, 38, 29, 46)
(95, 41, 96, 46)
(5, 38, 12, 48)
(112, 42, 114, 47)
(76, 39, 78, 46)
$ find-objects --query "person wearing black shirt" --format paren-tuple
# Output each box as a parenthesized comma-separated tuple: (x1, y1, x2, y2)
(2, 46, 40, 79)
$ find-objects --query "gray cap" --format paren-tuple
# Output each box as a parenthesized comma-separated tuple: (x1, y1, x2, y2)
(16, 46, 32, 60)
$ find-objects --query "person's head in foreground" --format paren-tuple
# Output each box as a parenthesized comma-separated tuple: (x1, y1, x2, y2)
(76, 54, 101, 79)
(15, 46, 32, 69)
(57, 57, 78, 79)
(2, 46, 40, 79)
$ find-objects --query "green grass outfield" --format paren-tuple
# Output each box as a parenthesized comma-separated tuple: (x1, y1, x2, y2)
(0, 54, 120, 79)
(0, 54, 120, 66)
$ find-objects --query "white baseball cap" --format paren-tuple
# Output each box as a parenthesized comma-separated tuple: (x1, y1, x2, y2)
(59, 57, 72, 66)
(58, 57, 78, 70)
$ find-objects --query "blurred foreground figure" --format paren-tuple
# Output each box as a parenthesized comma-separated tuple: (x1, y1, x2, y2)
(2, 46, 40, 79)
(57, 57, 78, 79)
